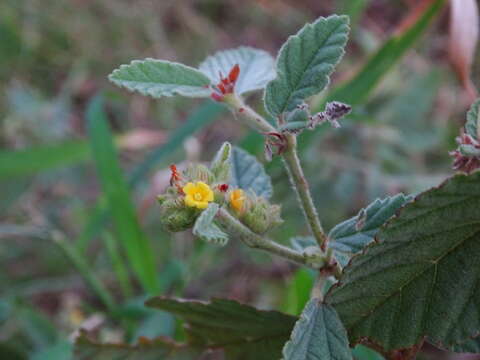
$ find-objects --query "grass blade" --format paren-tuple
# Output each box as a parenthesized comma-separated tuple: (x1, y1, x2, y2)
(86, 95, 158, 294)
(103, 231, 133, 299)
(0, 141, 90, 179)
(53, 232, 115, 311)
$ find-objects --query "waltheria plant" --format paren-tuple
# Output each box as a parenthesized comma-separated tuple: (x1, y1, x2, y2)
(78, 13, 480, 360)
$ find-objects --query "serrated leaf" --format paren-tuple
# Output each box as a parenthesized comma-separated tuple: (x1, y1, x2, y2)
(328, 194, 412, 266)
(146, 297, 297, 360)
(264, 15, 350, 117)
(282, 299, 352, 360)
(74, 331, 201, 360)
(199, 46, 276, 95)
(109, 59, 211, 98)
(465, 98, 480, 141)
(230, 147, 273, 199)
(327, 172, 480, 352)
(192, 203, 228, 246)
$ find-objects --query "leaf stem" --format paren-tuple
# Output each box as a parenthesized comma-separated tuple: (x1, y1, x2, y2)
(216, 207, 318, 267)
(282, 134, 329, 250)
(223, 94, 277, 134)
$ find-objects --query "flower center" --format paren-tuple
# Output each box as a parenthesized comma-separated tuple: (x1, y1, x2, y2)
(194, 193, 203, 201)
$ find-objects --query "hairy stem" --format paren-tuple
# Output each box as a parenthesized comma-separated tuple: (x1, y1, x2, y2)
(282, 134, 329, 250)
(216, 207, 322, 268)
(223, 94, 277, 133)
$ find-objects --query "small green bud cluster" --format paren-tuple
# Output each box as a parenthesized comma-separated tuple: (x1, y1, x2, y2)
(238, 193, 283, 235)
(157, 142, 283, 237)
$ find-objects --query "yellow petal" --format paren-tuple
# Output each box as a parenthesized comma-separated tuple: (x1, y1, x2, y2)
(184, 194, 197, 208)
(196, 201, 209, 210)
(183, 182, 195, 195)
(197, 181, 214, 201)
(230, 189, 245, 212)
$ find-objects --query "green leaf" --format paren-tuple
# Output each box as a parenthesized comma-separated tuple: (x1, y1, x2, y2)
(74, 332, 201, 360)
(192, 203, 228, 246)
(87, 96, 158, 294)
(199, 46, 276, 95)
(322, 0, 446, 107)
(327, 172, 480, 352)
(283, 299, 352, 360)
(109, 59, 211, 98)
(0, 140, 90, 179)
(264, 15, 350, 117)
(465, 98, 480, 141)
(210, 141, 232, 183)
(328, 194, 411, 266)
(146, 297, 297, 360)
(230, 147, 273, 199)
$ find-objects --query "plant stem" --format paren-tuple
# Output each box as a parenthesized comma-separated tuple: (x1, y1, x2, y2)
(216, 207, 320, 267)
(223, 94, 277, 134)
(282, 134, 328, 250)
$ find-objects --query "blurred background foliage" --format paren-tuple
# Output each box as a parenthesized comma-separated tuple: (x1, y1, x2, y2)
(0, 0, 479, 359)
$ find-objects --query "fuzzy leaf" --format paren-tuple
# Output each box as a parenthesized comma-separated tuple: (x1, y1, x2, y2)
(199, 46, 276, 95)
(327, 172, 480, 352)
(146, 297, 297, 360)
(74, 331, 202, 359)
(210, 142, 232, 183)
(193, 203, 228, 246)
(230, 147, 273, 199)
(282, 299, 352, 360)
(109, 59, 211, 98)
(329, 194, 411, 266)
(264, 15, 350, 117)
(465, 98, 480, 140)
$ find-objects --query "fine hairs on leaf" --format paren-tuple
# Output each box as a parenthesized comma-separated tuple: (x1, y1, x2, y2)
(265, 15, 350, 117)
(108, 59, 212, 98)
(146, 297, 297, 360)
(327, 172, 480, 352)
(199, 46, 276, 95)
(465, 98, 480, 140)
(230, 146, 273, 199)
(193, 203, 229, 246)
(282, 299, 352, 360)
(329, 194, 412, 266)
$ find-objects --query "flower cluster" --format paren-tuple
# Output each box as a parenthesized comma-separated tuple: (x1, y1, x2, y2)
(157, 146, 282, 236)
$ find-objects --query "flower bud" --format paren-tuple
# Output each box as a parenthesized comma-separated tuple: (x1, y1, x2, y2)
(157, 195, 198, 232)
(240, 194, 283, 234)
(210, 142, 232, 183)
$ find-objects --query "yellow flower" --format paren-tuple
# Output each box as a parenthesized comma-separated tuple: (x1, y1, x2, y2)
(183, 181, 214, 209)
(229, 189, 245, 212)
